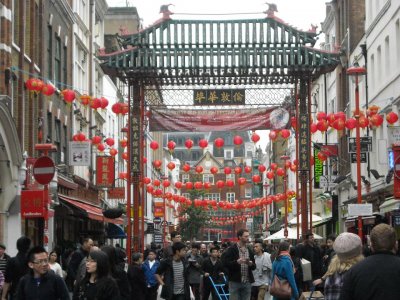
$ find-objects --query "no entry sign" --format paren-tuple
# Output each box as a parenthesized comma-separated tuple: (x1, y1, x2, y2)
(33, 156, 55, 185)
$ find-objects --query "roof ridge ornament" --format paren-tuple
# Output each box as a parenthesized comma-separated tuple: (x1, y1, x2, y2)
(160, 4, 174, 19)
(265, 3, 278, 17)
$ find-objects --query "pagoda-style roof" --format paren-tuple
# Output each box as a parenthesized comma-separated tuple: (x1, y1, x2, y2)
(99, 15, 340, 85)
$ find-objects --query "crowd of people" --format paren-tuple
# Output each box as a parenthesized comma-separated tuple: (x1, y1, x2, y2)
(0, 223, 399, 299)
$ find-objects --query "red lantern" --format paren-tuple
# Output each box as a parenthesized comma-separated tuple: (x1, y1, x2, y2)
(100, 97, 109, 109)
(226, 179, 235, 188)
(369, 114, 384, 127)
(120, 103, 129, 115)
(285, 160, 291, 169)
(195, 166, 204, 173)
(269, 130, 278, 141)
(175, 181, 183, 189)
(270, 163, 277, 171)
(204, 182, 212, 189)
(143, 157, 147, 164)
(153, 160, 162, 169)
(105, 138, 115, 147)
(316, 112, 327, 121)
(214, 137, 225, 148)
(185, 139, 194, 150)
(182, 164, 191, 172)
(310, 123, 318, 134)
(167, 162, 176, 171)
(258, 165, 266, 172)
(185, 182, 193, 189)
(80, 94, 91, 106)
(162, 180, 171, 188)
(290, 116, 297, 130)
(42, 84, 55, 96)
(327, 113, 336, 125)
(120, 139, 128, 148)
(233, 135, 243, 146)
(266, 171, 274, 179)
(367, 105, 380, 116)
(238, 177, 246, 185)
(276, 168, 285, 177)
(90, 98, 101, 110)
(194, 181, 203, 190)
(97, 143, 106, 152)
(358, 116, 369, 128)
(150, 141, 159, 150)
(280, 129, 291, 139)
(251, 132, 260, 144)
(244, 166, 252, 173)
(146, 186, 154, 194)
(224, 167, 232, 175)
(332, 119, 345, 131)
(167, 140, 176, 152)
(111, 103, 122, 115)
(153, 179, 161, 187)
(122, 152, 128, 160)
(92, 136, 102, 145)
(216, 180, 225, 189)
(199, 139, 208, 149)
(109, 148, 118, 156)
(234, 167, 242, 174)
(345, 118, 357, 130)
(252, 175, 261, 183)
(316, 120, 329, 132)
(119, 172, 128, 179)
(210, 166, 218, 174)
(62, 89, 75, 104)
(386, 112, 399, 125)
(143, 177, 151, 185)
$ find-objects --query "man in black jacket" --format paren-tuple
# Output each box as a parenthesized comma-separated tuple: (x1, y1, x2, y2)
(16, 246, 69, 300)
(202, 246, 225, 300)
(295, 232, 322, 280)
(156, 242, 190, 300)
(66, 237, 93, 288)
(222, 229, 256, 300)
(340, 223, 400, 300)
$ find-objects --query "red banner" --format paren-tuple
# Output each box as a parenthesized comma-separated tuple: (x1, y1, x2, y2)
(96, 156, 115, 187)
(21, 190, 46, 218)
(154, 206, 164, 217)
(393, 146, 400, 199)
(148, 107, 289, 132)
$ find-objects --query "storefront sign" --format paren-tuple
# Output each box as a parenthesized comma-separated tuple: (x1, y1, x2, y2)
(314, 145, 323, 189)
(107, 187, 125, 199)
(96, 156, 115, 187)
(348, 203, 373, 217)
(298, 114, 310, 171)
(193, 89, 245, 105)
(154, 206, 164, 217)
(388, 126, 400, 146)
(21, 190, 46, 218)
(69, 141, 91, 166)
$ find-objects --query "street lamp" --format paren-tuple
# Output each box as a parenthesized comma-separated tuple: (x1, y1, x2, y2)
(347, 65, 367, 241)
(281, 155, 290, 238)
(263, 183, 270, 233)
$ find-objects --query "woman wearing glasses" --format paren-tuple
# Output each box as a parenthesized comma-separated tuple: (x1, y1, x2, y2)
(73, 250, 120, 300)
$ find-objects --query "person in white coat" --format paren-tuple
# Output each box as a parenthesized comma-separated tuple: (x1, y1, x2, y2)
(48, 251, 64, 278)
(251, 240, 272, 300)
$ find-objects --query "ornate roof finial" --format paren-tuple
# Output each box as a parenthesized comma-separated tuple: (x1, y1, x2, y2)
(159, 4, 174, 19)
(309, 24, 318, 33)
(265, 3, 278, 17)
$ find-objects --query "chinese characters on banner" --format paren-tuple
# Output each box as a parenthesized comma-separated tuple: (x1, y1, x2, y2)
(21, 190, 46, 218)
(299, 114, 310, 170)
(131, 115, 141, 173)
(193, 89, 245, 105)
(96, 156, 115, 187)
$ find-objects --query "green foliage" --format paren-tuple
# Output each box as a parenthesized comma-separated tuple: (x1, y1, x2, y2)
(177, 187, 210, 241)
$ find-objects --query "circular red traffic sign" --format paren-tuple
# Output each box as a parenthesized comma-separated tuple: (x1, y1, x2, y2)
(33, 156, 56, 185)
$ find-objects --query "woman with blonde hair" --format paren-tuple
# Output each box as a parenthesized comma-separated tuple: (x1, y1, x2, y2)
(313, 232, 363, 300)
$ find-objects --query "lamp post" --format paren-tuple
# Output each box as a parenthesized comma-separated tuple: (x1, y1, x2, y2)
(263, 183, 270, 233)
(281, 155, 290, 238)
(347, 65, 367, 241)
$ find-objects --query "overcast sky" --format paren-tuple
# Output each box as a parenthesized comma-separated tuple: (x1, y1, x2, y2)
(108, 0, 327, 36)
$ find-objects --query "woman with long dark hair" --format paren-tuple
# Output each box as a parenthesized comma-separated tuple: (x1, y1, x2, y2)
(270, 241, 299, 300)
(73, 250, 120, 300)
(101, 245, 131, 300)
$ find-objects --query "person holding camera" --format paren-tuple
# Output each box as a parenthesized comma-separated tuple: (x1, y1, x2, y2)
(251, 240, 272, 300)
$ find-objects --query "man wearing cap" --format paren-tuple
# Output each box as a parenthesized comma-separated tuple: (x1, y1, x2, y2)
(340, 224, 400, 300)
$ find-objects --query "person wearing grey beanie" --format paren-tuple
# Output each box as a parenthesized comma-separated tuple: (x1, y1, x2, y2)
(312, 233, 363, 300)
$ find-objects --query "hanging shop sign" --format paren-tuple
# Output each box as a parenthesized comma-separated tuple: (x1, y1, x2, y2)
(148, 107, 289, 132)
(314, 144, 323, 189)
(388, 126, 400, 146)
(130, 113, 141, 173)
(69, 141, 91, 166)
(21, 190, 47, 218)
(298, 114, 310, 171)
(154, 206, 164, 217)
(193, 89, 245, 105)
(107, 187, 125, 199)
(96, 156, 115, 187)
(393, 146, 400, 199)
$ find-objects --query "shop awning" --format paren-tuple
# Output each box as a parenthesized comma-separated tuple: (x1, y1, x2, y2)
(106, 223, 126, 239)
(379, 198, 400, 214)
(59, 195, 123, 225)
(312, 217, 332, 228)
